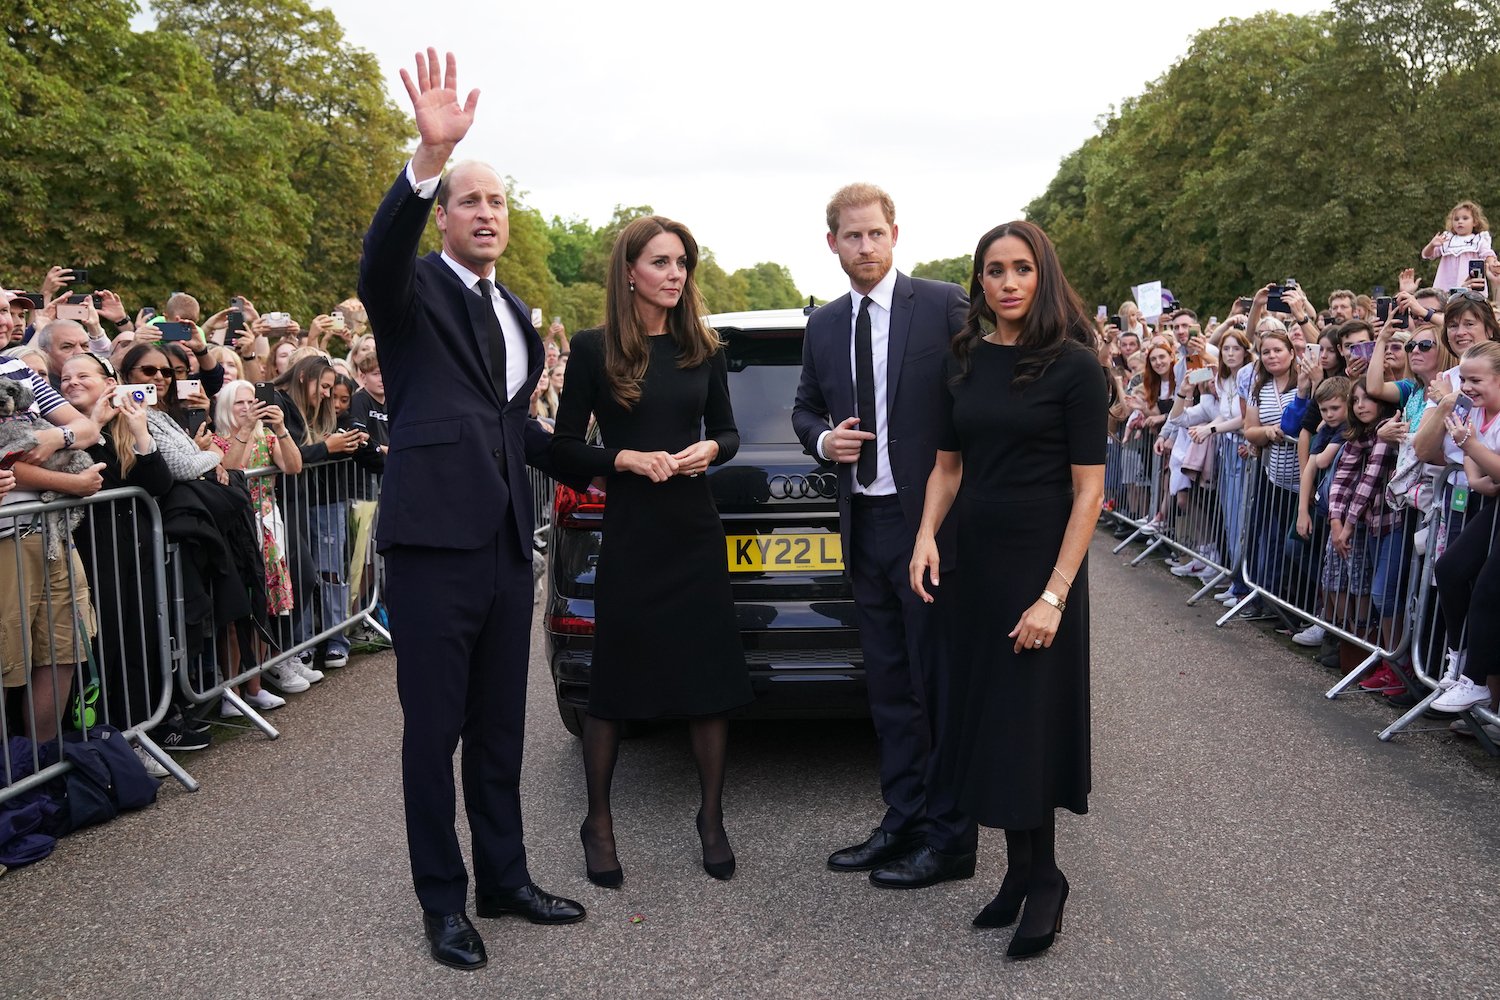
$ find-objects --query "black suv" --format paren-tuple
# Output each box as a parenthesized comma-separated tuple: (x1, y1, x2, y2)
(544, 308, 863, 736)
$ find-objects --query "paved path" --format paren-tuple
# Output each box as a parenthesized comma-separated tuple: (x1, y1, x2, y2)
(5, 533, 1499, 999)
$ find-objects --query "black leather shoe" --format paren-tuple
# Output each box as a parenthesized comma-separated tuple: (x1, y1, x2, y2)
(422, 912, 487, 971)
(475, 883, 586, 924)
(869, 844, 977, 889)
(827, 828, 921, 872)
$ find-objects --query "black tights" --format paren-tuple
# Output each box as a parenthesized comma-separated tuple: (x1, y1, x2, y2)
(1004, 812, 1066, 936)
(580, 714, 732, 870)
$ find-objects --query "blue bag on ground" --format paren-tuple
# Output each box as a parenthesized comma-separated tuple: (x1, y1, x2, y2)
(38, 726, 159, 836)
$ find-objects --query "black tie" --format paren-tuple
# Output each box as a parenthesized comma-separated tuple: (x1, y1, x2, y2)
(474, 277, 509, 402)
(854, 295, 877, 487)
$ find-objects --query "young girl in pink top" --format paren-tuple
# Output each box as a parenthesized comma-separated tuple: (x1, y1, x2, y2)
(1422, 200, 1495, 292)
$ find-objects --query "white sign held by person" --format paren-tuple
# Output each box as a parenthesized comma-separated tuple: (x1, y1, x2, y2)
(1134, 281, 1164, 320)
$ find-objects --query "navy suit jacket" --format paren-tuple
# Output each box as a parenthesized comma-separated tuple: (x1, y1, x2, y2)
(791, 271, 968, 568)
(358, 172, 557, 555)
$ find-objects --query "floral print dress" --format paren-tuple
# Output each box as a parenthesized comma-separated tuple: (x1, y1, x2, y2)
(215, 426, 294, 615)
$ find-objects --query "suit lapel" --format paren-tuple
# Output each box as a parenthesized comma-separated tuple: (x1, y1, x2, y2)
(427, 252, 502, 406)
(886, 271, 914, 409)
(495, 283, 545, 410)
(829, 292, 856, 415)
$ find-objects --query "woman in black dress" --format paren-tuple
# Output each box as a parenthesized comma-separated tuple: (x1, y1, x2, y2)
(550, 216, 752, 887)
(909, 220, 1105, 959)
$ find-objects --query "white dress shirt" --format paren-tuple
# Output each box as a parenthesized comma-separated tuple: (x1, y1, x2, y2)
(818, 266, 899, 496)
(406, 162, 530, 401)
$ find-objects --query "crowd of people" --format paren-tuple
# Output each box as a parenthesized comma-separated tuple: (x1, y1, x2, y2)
(1100, 199, 1500, 739)
(0, 274, 402, 783)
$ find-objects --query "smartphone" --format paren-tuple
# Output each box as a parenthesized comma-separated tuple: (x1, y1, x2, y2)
(1348, 340, 1376, 361)
(264, 311, 290, 329)
(254, 381, 277, 407)
(1470, 260, 1486, 280)
(1096, 305, 1108, 319)
(67, 267, 89, 285)
(226, 309, 245, 337)
(175, 379, 202, 399)
(0, 449, 27, 471)
(157, 321, 193, 342)
(1305, 343, 1322, 366)
(1284, 278, 1299, 289)
(1453, 394, 1475, 422)
(330, 311, 346, 332)
(20, 292, 45, 309)
(1187, 367, 1215, 385)
(551, 315, 561, 326)
(57, 296, 90, 321)
(1108, 314, 1122, 329)
(184, 409, 208, 435)
(140, 306, 157, 321)
(113, 383, 158, 407)
(231, 296, 245, 310)
(90, 292, 104, 308)
(1375, 296, 1393, 322)
(1372, 286, 1386, 298)
(1266, 286, 1290, 314)
(1236, 297, 1252, 312)
(530, 307, 543, 327)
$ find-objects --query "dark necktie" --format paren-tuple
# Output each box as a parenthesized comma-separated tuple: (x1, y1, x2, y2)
(854, 295, 877, 487)
(474, 277, 509, 402)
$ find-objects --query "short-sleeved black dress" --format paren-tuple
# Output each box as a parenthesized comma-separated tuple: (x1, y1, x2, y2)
(936, 338, 1107, 829)
(549, 328, 753, 720)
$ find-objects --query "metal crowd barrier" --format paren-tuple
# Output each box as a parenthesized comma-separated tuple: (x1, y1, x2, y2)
(1, 488, 181, 804)
(529, 466, 554, 553)
(169, 457, 389, 742)
(1379, 464, 1500, 753)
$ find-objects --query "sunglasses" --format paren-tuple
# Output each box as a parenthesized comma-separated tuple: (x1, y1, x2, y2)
(132, 364, 185, 378)
(1404, 340, 1436, 354)
(1447, 289, 1489, 305)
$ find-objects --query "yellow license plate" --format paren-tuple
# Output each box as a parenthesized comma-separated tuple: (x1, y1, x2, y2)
(726, 533, 843, 573)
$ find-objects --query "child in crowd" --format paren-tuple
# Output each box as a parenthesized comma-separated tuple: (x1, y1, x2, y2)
(1293, 377, 1350, 652)
(349, 353, 387, 471)
(1421, 200, 1495, 293)
(1325, 383, 1399, 685)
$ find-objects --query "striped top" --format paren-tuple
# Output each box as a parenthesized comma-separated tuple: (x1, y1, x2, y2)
(1256, 377, 1300, 490)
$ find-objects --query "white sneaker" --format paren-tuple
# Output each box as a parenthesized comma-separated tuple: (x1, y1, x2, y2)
(262, 661, 311, 693)
(244, 688, 287, 711)
(1140, 518, 1163, 535)
(1292, 624, 1326, 647)
(1431, 676, 1491, 713)
(1438, 649, 1468, 689)
(220, 697, 243, 718)
(1194, 563, 1221, 581)
(133, 744, 168, 779)
(1170, 560, 1205, 577)
(322, 648, 349, 669)
(291, 654, 325, 684)
(1164, 555, 1187, 567)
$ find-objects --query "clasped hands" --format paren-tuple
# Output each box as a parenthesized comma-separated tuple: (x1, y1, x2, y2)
(619, 441, 718, 483)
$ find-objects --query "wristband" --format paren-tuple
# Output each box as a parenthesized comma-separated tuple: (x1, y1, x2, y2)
(1039, 590, 1067, 613)
(114, 316, 132, 328)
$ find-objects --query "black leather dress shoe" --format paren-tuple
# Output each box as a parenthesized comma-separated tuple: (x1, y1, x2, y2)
(869, 844, 977, 889)
(476, 883, 587, 924)
(422, 912, 487, 971)
(827, 828, 921, 872)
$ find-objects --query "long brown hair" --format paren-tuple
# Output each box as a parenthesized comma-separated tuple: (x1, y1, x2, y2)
(1141, 338, 1178, 403)
(273, 355, 335, 444)
(951, 220, 1096, 388)
(602, 216, 720, 408)
(1251, 329, 1297, 399)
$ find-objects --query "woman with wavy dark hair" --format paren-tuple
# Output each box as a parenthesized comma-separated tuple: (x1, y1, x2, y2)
(550, 215, 751, 888)
(909, 220, 1105, 959)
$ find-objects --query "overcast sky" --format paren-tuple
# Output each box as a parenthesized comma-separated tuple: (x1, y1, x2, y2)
(144, 0, 1327, 300)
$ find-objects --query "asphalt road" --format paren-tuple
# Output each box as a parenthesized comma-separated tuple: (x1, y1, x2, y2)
(4, 532, 1499, 1000)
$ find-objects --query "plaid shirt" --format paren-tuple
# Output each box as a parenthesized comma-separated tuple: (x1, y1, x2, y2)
(1327, 436, 1399, 535)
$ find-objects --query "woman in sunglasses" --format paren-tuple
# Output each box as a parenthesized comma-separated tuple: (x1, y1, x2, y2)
(1411, 293, 1500, 467)
(116, 343, 226, 484)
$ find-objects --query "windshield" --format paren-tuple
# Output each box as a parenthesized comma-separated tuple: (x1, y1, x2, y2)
(721, 328, 802, 445)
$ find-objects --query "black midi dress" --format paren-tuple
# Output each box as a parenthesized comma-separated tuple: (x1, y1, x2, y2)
(549, 328, 752, 720)
(937, 339, 1106, 829)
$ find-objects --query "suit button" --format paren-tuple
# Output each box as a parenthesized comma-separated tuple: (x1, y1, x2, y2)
(492, 448, 502, 458)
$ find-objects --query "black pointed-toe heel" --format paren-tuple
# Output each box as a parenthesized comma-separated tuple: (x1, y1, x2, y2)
(579, 824, 624, 889)
(1006, 878, 1068, 959)
(973, 870, 1029, 928)
(695, 811, 736, 881)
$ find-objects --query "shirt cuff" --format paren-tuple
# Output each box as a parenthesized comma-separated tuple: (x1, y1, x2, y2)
(816, 430, 832, 462)
(405, 161, 441, 200)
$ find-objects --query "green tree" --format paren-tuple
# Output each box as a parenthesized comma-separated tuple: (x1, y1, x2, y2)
(153, 0, 413, 313)
(697, 249, 748, 314)
(911, 255, 972, 288)
(546, 215, 594, 285)
(733, 261, 803, 310)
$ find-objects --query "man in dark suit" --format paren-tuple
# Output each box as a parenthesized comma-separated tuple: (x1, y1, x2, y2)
(792, 183, 977, 889)
(358, 49, 584, 971)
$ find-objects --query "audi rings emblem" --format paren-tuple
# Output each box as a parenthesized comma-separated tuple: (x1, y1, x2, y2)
(769, 472, 838, 500)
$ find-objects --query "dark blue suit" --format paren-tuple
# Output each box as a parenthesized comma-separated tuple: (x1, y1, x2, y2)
(359, 172, 558, 915)
(792, 270, 975, 853)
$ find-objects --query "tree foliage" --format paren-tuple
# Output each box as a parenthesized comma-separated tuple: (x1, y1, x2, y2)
(911, 255, 973, 288)
(1025, 0, 1500, 317)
